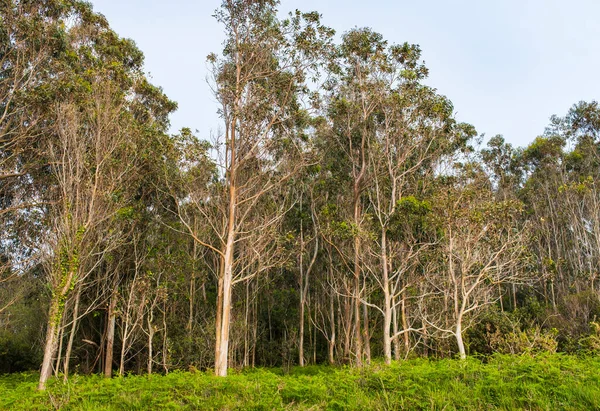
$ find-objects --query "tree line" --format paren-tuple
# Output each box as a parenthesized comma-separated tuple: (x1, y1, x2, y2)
(1, 0, 599, 390)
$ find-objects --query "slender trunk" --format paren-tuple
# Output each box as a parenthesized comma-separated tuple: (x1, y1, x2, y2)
(39, 265, 77, 390)
(299, 227, 318, 367)
(188, 275, 195, 334)
(329, 285, 336, 365)
(215, 111, 237, 377)
(423, 322, 429, 357)
(299, 221, 305, 367)
(147, 309, 154, 374)
(343, 291, 352, 361)
(104, 288, 118, 378)
(38, 296, 62, 390)
(243, 280, 250, 367)
(214, 260, 224, 373)
(381, 231, 392, 365)
(54, 317, 65, 377)
(119, 341, 126, 377)
(401, 292, 409, 355)
(313, 315, 317, 364)
(252, 292, 257, 368)
(216, 234, 234, 376)
(551, 280, 557, 312)
(188, 218, 198, 334)
(456, 317, 466, 360)
(162, 301, 168, 373)
(353, 188, 363, 367)
(63, 286, 81, 380)
(299, 295, 305, 367)
(119, 290, 136, 377)
(362, 299, 371, 364)
(392, 301, 400, 361)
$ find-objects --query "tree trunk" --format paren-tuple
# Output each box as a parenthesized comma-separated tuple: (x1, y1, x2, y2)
(299, 294, 306, 367)
(147, 297, 155, 375)
(119, 340, 126, 377)
(329, 286, 336, 365)
(63, 286, 81, 380)
(147, 312, 154, 375)
(342, 291, 352, 362)
(215, 115, 237, 377)
(243, 280, 250, 367)
(353, 187, 363, 367)
(147, 328, 154, 374)
(214, 261, 224, 373)
(313, 315, 317, 364)
(54, 317, 65, 377)
(39, 264, 77, 390)
(392, 301, 400, 361)
(104, 288, 118, 378)
(401, 292, 410, 355)
(38, 296, 61, 390)
(162, 301, 169, 373)
(362, 298, 371, 364)
(299, 222, 305, 367)
(215, 232, 234, 377)
(188, 275, 195, 334)
(456, 318, 466, 360)
(299, 227, 318, 367)
(381, 231, 392, 365)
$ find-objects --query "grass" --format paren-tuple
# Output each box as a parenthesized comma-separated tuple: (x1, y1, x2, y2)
(1, 354, 599, 410)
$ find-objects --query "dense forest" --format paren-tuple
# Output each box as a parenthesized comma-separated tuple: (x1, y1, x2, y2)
(2, 0, 600, 393)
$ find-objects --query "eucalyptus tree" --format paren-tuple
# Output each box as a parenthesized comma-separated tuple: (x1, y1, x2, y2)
(520, 135, 567, 308)
(521, 102, 600, 337)
(321, 28, 390, 366)
(480, 136, 526, 308)
(362, 40, 475, 363)
(422, 162, 530, 359)
(550, 101, 600, 292)
(310, 132, 358, 362)
(481, 135, 524, 202)
(173, 0, 333, 376)
(4, 1, 179, 389)
(0, 0, 74, 314)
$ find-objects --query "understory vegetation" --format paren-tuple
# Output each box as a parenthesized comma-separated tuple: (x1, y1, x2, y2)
(2, 355, 599, 410)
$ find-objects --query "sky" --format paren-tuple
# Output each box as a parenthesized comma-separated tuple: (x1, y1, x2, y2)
(90, 0, 600, 148)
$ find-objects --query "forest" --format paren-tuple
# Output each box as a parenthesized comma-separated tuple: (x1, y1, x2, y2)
(1, 0, 600, 406)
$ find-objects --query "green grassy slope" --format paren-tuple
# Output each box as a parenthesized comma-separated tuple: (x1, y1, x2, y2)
(1, 354, 598, 410)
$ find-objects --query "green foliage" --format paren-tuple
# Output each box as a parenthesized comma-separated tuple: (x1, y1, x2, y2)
(1, 355, 599, 410)
(0, 284, 45, 374)
(579, 321, 600, 353)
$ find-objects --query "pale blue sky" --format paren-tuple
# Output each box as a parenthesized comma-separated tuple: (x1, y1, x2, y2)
(90, 0, 600, 148)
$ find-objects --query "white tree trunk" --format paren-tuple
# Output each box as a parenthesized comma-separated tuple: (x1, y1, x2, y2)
(381, 231, 392, 364)
(38, 297, 61, 390)
(215, 231, 234, 377)
(456, 318, 466, 360)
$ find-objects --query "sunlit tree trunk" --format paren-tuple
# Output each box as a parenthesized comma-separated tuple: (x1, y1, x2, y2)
(39, 265, 76, 390)
(63, 285, 81, 380)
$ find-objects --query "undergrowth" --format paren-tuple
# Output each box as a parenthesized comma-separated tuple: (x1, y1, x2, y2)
(1, 354, 598, 410)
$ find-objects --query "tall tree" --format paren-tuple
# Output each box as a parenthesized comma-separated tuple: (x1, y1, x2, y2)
(173, 0, 333, 376)
(422, 162, 530, 359)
